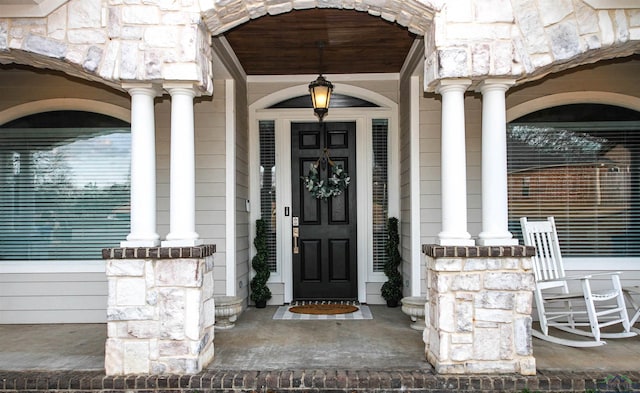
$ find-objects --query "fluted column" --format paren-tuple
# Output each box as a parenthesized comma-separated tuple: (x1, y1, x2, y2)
(162, 84, 201, 246)
(437, 79, 474, 246)
(121, 83, 160, 247)
(477, 79, 518, 246)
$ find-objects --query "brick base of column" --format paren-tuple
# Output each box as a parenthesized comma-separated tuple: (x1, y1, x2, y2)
(103, 245, 216, 375)
(422, 245, 537, 375)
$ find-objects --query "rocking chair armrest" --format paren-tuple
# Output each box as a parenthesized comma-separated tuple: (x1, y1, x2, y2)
(563, 271, 622, 281)
(543, 292, 586, 301)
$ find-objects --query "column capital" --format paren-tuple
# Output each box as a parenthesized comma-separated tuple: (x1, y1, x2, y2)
(121, 82, 162, 96)
(163, 82, 201, 97)
(435, 78, 472, 94)
(476, 78, 516, 93)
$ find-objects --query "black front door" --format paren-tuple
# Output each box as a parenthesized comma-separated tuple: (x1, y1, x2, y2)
(291, 121, 357, 300)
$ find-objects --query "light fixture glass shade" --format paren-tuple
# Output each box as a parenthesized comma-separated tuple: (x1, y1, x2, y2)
(309, 75, 334, 122)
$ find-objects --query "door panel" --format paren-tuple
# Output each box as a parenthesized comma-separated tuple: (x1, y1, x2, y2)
(328, 239, 349, 280)
(300, 239, 321, 281)
(291, 121, 357, 300)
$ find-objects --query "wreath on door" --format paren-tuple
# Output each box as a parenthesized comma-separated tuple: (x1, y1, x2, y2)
(301, 148, 351, 199)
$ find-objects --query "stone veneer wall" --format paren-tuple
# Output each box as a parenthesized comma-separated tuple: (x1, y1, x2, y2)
(102, 245, 216, 375)
(3, 0, 639, 97)
(422, 245, 537, 375)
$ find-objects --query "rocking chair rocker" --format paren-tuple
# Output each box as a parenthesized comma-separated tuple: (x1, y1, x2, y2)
(520, 216, 636, 347)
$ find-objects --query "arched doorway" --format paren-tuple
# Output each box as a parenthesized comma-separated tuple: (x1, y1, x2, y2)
(249, 84, 399, 303)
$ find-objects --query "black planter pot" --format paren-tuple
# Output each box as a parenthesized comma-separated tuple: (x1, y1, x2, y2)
(386, 299, 399, 308)
(255, 300, 267, 308)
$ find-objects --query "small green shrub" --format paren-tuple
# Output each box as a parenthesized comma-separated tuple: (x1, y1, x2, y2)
(381, 217, 403, 305)
(250, 218, 271, 306)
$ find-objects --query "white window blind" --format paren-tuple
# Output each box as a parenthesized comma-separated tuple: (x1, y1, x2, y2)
(259, 120, 277, 272)
(372, 119, 389, 272)
(0, 111, 131, 260)
(507, 105, 640, 257)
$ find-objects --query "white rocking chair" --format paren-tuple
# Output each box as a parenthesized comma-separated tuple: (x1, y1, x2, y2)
(520, 216, 636, 347)
(623, 286, 640, 334)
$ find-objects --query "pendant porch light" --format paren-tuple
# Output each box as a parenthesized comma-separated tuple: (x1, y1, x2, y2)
(309, 42, 333, 122)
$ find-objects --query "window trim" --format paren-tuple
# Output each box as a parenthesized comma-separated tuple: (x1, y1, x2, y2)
(0, 99, 130, 126)
(0, 116, 132, 261)
(507, 93, 640, 263)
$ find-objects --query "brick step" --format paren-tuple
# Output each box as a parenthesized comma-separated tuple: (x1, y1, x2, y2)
(1, 370, 639, 392)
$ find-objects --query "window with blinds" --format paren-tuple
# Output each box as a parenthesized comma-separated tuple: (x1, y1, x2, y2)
(372, 119, 389, 272)
(258, 120, 277, 272)
(0, 111, 131, 260)
(507, 104, 640, 257)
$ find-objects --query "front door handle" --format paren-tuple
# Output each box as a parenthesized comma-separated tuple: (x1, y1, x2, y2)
(292, 227, 299, 254)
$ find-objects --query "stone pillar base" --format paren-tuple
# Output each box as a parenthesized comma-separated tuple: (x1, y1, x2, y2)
(103, 245, 216, 375)
(422, 245, 537, 376)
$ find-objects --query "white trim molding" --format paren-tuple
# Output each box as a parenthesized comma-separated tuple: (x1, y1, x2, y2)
(226, 79, 237, 296)
(507, 91, 640, 122)
(410, 75, 422, 296)
(0, 98, 130, 124)
(250, 83, 398, 113)
(583, 0, 640, 9)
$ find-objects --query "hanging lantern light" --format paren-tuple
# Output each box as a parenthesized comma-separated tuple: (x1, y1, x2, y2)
(309, 42, 333, 122)
(309, 75, 333, 122)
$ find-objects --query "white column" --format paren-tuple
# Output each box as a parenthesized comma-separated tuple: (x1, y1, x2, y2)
(121, 84, 160, 247)
(437, 79, 474, 246)
(477, 79, 518, 246)
(162, 84, 201, 246)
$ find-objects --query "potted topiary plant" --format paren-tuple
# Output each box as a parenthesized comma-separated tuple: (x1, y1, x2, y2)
(381, 217, 403, 307)
(250, 218, 272, 308)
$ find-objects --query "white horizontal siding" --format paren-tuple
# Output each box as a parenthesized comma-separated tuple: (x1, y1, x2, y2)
(0, 271, 107, 323)
(0, 295, 106, 309)
(1, 280, 106, 296)
(0, 310, 107, 324)
(366, 282, 384, 304)
(267, 282, 284, 305)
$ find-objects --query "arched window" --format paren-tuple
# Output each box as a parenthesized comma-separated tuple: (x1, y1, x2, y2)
(507, 104, 640, 257)
(0, 111, 130, 260)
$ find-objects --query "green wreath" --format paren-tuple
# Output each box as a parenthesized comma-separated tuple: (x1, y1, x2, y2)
(301, 150, 350, 199)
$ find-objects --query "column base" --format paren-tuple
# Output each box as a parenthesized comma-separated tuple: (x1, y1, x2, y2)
(120, 239, 160, 247)
(161, 238, 203, 247)
(476, 238, 519, 246)
(437, 238, 475, 246)
(437, 231, 475, 246)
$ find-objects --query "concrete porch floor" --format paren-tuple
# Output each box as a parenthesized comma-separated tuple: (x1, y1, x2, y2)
(1, 305, 640, 373)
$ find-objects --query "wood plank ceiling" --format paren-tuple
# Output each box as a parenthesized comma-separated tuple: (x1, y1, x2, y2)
(224, 8, 417, 75)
